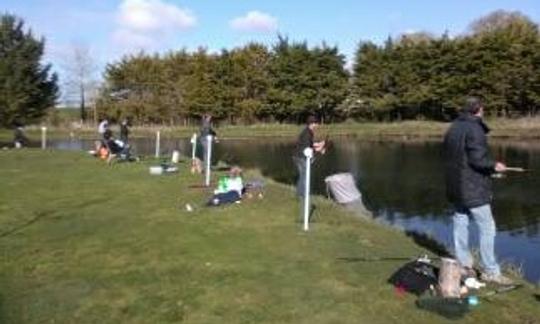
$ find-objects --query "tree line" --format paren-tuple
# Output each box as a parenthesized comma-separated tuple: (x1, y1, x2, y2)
(97, 37, 348, 125)
(1, 11, 540, 127)
(346, 10, 540, 121)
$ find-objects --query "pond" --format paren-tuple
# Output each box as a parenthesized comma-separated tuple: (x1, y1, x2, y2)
(7, 135, 540, 283)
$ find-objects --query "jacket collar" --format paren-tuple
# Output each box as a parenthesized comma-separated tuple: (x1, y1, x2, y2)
(457, 113, 490, 134)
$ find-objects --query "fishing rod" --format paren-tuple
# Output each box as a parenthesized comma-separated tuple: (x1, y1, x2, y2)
(336, 254, 442, 263)
(478, 284, 523, 298)
(492, 166, 530, 178)
(505, 167, 529, 172)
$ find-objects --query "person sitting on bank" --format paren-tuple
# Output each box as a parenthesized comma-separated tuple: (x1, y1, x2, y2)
(91, 140, 109, 160)
(13, 122, 29, 148)
(103, 129, 132, 163)
(207, 166, 244, 206)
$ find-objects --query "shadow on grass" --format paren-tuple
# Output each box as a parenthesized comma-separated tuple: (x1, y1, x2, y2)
(337, 256, 414, 263)
(0, 210, 52, 239)
(534, 293, 540, 302)
(336, 231, 452, 263)
(0, 197, 108, 239)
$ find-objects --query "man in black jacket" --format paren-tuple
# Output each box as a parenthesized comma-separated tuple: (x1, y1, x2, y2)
(293, 115, 326, 197)
(199, 114, 217, 165)
(443, 97, 512, 285)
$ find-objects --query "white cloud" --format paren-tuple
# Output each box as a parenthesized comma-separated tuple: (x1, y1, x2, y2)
(117, 0, 196, 32)
(112, 0, 196, 52)
(402, 28, 418, 35)
(230, 11, 278, 32)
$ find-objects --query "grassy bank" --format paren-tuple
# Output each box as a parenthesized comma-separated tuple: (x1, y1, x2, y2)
(2, 118, 540, 143)
(0, 150, 539, 323)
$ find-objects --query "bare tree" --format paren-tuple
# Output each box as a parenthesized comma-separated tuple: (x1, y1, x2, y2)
(468, 10, 536, 35)
(62, 43, 99, 124)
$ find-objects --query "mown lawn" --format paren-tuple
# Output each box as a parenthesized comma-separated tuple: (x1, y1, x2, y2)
(0, 150, 538, 323)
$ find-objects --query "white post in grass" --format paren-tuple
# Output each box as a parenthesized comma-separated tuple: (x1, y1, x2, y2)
(155, 130, 160, 158)
(205, 134, 213, 187)
(303, 147, 313, 231)
(41, 126, 47, 150)
(190, 133, 197, 161)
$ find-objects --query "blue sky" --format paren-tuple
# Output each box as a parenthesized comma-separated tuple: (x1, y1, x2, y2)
(4, 0, 540, 89)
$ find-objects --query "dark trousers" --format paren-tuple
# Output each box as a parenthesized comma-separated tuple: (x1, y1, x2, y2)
(208, 191, 241, 206)
(293, 157, 306, 197)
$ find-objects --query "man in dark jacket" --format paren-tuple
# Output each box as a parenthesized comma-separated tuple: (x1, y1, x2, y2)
(120, 118, 130, 143)
(293, 115, 326, 197)
(443, 97, 512, 285)
(198, 114, 217, 166)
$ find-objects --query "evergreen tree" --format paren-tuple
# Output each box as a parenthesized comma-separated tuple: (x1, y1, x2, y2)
(0, 14, 58, 127)
(348, 10, 540, 121)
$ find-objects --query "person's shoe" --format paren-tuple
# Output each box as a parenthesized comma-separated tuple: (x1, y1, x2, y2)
(480, 273, 514, 285)
(460, 266, 477, 279)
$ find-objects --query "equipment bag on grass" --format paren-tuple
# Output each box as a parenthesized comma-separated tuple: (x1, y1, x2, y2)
(388, 260, 439, 295)
(416, 294, 470, 320)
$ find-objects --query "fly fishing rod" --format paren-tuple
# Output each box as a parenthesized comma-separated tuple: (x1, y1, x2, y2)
(505, 167, 529, 172)
(479, 284, 523, 298)
(492, 166, 530, 178)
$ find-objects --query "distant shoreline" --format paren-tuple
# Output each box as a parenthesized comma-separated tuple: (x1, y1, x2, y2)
(1, 119, 540, 142)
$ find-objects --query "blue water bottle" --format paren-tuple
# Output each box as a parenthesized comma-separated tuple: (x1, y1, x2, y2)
(468, 296, 479, 306)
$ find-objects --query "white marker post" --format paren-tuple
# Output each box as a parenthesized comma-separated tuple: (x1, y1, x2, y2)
(205, 134, 213, 187)
(155, 130, 161, 158)
(303, 147, 314, 231)
(41, 126, 47, 150)
(190, 133, 197, 161)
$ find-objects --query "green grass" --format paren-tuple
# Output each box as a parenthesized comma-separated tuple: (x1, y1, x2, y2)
(0, 150, 539, 323)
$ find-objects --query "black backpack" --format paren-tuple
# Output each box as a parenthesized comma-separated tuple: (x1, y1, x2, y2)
(388, 261, 439, 295)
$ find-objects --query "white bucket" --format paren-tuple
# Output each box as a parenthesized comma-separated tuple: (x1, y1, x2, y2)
(439, 258, 462, 297)
(149, 166, 163, 175)
(325, 173, 362, 204)
(171, 150, 180, 163)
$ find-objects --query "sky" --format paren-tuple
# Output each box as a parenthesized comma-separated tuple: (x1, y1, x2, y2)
(3, 0, 540, 101)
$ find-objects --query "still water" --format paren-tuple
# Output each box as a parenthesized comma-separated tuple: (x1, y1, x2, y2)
(16, 136, 540, 283)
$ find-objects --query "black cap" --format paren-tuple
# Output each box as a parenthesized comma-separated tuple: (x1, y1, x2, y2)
(462, 97, 483, 115)
(306, 115, 319, 125)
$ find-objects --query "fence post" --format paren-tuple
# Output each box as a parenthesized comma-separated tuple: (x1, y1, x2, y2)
(155, 130, 161, 158)
(303, 147, 313, 231)
(41, 126, 47, 150)
(191, 133, 197, 160)
(205, 135, 213, 187)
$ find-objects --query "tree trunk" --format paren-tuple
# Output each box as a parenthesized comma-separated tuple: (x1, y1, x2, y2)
(80, 84, 86, 122)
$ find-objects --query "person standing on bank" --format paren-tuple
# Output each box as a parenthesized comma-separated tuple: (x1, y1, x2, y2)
(293, 115, 326, 219)
(98, 118, 109, 140)
(443, 97, 512, 285)
(120, 118, 130, 144)
(199, 114, 217, 167)
(13, 122, 29, 148)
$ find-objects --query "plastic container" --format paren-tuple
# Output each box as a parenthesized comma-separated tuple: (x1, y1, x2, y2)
(149, 166, 163, 175)
(171, 150, 180, 163)
(467, 296, 479, 306)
